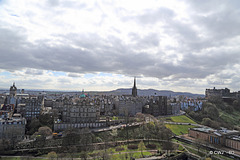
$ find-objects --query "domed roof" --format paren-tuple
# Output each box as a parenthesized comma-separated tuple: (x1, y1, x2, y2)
(80, 94, 86, 98)
(80, 89, 86, 98)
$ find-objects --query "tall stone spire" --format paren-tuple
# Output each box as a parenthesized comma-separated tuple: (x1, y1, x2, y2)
(132, 77, 137, 97)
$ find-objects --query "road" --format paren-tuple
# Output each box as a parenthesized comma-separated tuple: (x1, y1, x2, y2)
(91, 122, 143, 132)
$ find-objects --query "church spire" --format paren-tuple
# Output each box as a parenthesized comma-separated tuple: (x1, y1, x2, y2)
(134, 77, 136, 88)
(132, 77, 137, 97)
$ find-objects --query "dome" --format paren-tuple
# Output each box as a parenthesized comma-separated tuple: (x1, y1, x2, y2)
(80, 89, 86, 98)
(80, 94, 86, 98)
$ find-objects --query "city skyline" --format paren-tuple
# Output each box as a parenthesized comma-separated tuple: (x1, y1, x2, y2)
(1, 0, 240, 94)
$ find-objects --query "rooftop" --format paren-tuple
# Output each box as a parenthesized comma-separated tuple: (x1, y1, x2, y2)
(191, 127, 239, 136)
(191, 127, 215, 133)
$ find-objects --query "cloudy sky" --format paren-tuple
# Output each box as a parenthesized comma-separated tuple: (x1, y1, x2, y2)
(0, 0, 240, 94)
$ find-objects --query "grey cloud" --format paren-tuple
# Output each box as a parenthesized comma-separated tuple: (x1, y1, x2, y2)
(45, 0, 87, 9)
(67, 73, 83, 77)
(15, 78, 53, 89)
(216, 72, 235, 79)
(229, 76, 240, 90)
(136, 33, 160, 49)
(207, 79, 225, 85)
(25, 69, 43, 75)
(193, 11, 240, 41)
(1, 0, 240, 92)
(47, 0, 59, 7)
(185, 0, 240, 14)
(1, 24, 238, 82)
(137, 79, 159, 87)
(0, 28, 35, 70)
(57, 78, 71, 84)
(134, 7, 176, 24)
(183, 0, 240, 50)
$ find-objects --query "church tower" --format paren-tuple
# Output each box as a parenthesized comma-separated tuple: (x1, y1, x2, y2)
(132, 77, 137, 97)
(10, 82, 17, 97)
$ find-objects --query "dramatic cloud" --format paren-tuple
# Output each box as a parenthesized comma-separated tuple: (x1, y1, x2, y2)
(0, 0, 240, 93)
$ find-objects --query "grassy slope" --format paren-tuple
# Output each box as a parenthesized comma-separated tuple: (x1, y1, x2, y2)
(87, 143, 160, 159)
(170, 115, 197, 124)
(218, 109, 240, 126)
(165, 124, 196, 135)
(164, 115, 197, 136)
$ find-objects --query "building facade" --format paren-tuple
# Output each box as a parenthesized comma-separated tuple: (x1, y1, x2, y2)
(0, 114, 26, 142)
(189, 127, 240, 151)
(18, 96, 44, 120)
(113, 96, 146, 116)
(54, 121, 106, 131)
(180, 99, 203, 111)
(143, 96, 169, 116)
(205, 87, 240, 99)
(62, 98, 100, 123)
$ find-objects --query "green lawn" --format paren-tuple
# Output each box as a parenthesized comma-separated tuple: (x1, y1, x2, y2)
(88, 147, 153, 160)
(87, 142, 161, 159)
(165, 124, 196, 135)
(112, 116, 119, 120)
(110, 151, 152, 160)
(178, 144, 185, 151)
(89, 142, 160, 155)
(170, 115, 197, 124)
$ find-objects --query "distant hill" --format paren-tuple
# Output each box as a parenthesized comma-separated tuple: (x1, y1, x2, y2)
(0, 88, 204, 98)
(105, 88, 204, 98)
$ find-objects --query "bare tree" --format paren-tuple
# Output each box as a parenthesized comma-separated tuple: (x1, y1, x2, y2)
(162, 139, 174, 156)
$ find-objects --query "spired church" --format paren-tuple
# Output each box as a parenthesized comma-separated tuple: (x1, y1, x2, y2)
(132, 77, 137, 97)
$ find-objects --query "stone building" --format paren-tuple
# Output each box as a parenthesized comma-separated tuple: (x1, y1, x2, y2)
(205, 87, 240, 99)
(170, 103, 181, 115)
(18, 96, 44, 120)
(62, 98, 100, 123)
(54, 97, 102, 131)
(10, 82, 17, 97)
(113, 96, 146, 116)
(225, 135, 240, 151)
(99, 97, 114, 116)
(0, 113, 26, 142)
(180, 99, 203, 111)
(42, 98, 64, 118)
(0, 96, 5, 105)
(6, 83, 18, 108)
(0, 104, 14, 119)
(143, 96, 169, 116)
(54, 121, 106, 131)
(189, 127, 214, 142)
(189, 127, 240, 151)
